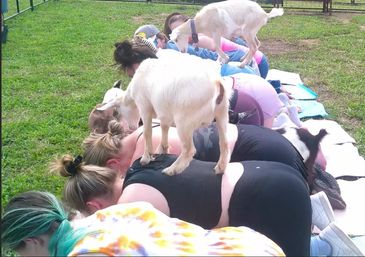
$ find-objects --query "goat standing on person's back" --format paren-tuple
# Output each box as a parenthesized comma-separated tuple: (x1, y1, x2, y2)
(99, 51, 231, 176)
(170, 0, 284, 68)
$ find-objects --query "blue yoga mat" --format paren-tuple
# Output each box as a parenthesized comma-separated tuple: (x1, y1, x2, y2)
(282, 83, 318, 100)
(293, 100, 328, 119)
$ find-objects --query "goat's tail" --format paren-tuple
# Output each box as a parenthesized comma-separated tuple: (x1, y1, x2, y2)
(268, 8, 284, 19)
(315, 129, 328, 144)
(215, 80, 225, 105)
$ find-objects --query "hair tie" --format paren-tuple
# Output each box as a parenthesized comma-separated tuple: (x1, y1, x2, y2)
(66, 155, 83, 175)
(133, 35, 158, 54)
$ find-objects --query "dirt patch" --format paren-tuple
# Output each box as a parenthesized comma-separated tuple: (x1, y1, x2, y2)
(307, 81, 333, 102)
(260, 38, 320, 55)
(299, 39, 320, 48)
(334, 13, 352, 23)
(131, 12, 170, 25)
(260, 39, 300, 55)
(331, 12, 362, 24)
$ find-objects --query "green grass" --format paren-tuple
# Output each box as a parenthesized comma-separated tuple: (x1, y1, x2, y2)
(2, 0, 365, 209)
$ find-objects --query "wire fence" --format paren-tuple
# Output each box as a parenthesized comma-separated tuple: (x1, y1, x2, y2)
(2, 0, 364, 21)
(3, 0, 51, 21)
(267, 0, 365, 13)
(99, 0, 365, 13)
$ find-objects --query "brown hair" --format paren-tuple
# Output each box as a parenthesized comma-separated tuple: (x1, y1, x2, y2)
(50, 154, 117, 215)
(155, 31, 169, 44)
(88, 103, 121, 134)
(83, 120, 125, 167)
(163, 12, 189, 39)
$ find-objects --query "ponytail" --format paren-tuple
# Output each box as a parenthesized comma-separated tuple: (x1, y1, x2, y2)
(1, 191, 90, 256)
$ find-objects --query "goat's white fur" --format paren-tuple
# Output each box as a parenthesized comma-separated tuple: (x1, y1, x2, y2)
(102, 52, 231, 175)
(170, 0, 284, 67)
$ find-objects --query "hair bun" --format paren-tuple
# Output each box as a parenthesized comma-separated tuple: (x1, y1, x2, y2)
(66, 155, 83, 175)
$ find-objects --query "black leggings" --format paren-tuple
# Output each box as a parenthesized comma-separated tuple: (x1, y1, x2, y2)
(229, 161, 312, 256)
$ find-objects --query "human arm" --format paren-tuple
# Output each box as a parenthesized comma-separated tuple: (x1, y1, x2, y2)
(165, 40, 219, 60)
(196, 36, 264, 64)
(195, 33, 217, 50)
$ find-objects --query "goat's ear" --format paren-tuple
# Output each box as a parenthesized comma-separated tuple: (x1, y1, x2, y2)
(96, 97, 122, 111)
(113, 80, 122, 88)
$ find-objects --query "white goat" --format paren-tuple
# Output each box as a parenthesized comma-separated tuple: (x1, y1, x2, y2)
(102, 80, 124, 104)
(100, 52, 231, 176)
(170, 0, 284, 67)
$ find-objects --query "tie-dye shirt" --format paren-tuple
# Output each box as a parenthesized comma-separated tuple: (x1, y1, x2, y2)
(69, 202, 284, 256)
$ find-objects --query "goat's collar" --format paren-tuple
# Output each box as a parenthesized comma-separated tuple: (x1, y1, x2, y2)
(190, 19, 199, 46)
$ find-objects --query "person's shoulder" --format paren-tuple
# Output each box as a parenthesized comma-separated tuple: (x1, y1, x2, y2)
(96, 202, 156, 216)
(164, 40, 179, 51)
(74, 253, 110, 257)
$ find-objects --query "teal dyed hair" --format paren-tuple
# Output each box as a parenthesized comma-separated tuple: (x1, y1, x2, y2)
(1, 191, 90, 256)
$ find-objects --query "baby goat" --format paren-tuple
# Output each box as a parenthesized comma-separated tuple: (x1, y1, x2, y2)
(100, 52, 230, 176)
(170, 0, 284, 67)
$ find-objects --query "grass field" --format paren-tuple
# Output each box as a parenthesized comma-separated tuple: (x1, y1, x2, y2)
(2, 0, 365, 209)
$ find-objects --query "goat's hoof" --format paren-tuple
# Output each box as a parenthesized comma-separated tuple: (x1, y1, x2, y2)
(140, 155, 152, 166)
(214, 163, 226, 174)
(162, 166, 182, 176)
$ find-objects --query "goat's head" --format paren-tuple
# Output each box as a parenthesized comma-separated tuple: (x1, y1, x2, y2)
(93, 94, 140, 135)
(117, 94, 141, 134)
(170, 22, 190, 53)
(102, 80, 124, 104)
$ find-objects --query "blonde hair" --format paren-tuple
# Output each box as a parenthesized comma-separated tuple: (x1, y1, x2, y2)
(50, 154, 117, 215)
(83, 120, 125, 167)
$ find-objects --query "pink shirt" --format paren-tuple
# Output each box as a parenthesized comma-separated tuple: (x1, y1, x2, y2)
(225, 73, 283, 119)
(220, 37, 264, 64)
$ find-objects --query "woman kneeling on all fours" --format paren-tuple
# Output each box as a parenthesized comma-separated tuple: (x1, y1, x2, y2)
(36, 120, 362, 256)
(112, 35, 285, 128)
(2, 191, 285, 256)
(51, 154, 362, 256)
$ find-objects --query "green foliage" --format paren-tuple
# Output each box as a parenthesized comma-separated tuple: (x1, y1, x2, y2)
(2, 0, 364, 213)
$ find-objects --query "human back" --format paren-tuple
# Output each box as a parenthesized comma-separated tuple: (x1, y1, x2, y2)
(69, 201, 284, 256)
(1, 191, 285, 257)
(120, 154, 311, 256)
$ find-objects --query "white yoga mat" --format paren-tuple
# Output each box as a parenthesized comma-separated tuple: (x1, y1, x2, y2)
(334, 179, 365, 236)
